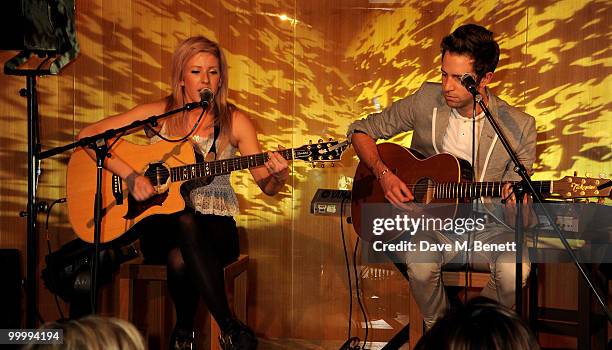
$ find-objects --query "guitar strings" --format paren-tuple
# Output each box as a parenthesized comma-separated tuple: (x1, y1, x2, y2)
(139, 151, 283, 181)
(133, 144, 345, 183)
(137, 144, 340, 181)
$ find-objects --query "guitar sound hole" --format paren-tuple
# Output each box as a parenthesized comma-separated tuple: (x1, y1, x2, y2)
(413, 178, 434, 204)
(144, 162, 170, 187)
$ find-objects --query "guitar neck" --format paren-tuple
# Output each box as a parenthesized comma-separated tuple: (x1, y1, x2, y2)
(434, 180, 552, 199)
(170, 149, 294, 182)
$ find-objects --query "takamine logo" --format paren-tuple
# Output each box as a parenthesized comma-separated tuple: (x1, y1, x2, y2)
(570, 183, 596, 191)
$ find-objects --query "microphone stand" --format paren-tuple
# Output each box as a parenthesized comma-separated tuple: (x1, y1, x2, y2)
(4, 67, 52, 327)
(467, 90, 611, 322)
(39, 100, 207, 313)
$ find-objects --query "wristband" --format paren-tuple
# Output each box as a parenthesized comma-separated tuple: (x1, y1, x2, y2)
(377, 168, 390, 180)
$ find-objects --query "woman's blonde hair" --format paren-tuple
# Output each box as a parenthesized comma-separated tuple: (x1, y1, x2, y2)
(22, 315, 145, 350)
(164, 35, 234, 136)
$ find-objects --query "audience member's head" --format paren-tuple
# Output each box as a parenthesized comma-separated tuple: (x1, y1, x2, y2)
(414, 297, 540, 350)
(22, 315, 145, 350)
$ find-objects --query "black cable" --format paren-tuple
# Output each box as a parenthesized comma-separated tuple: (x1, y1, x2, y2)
(500, 189, 516, 204)
(106, 130, 126, 150)
(45, 198, 68, 321)
(340, 196, 353, 341)
(145, 107, 207, 143)
(352, 237, 368, 350)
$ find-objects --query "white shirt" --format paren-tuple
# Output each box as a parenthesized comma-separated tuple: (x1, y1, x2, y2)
(441, 108, 485, 166)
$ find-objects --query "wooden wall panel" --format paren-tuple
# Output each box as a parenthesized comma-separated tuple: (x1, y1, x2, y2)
(523, 1, 611, 179)
(0, 61, 28, 258)
(0, 0, 609, 347)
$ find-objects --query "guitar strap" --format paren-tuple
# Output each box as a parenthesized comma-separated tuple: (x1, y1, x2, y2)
(194, 124, 220, 163)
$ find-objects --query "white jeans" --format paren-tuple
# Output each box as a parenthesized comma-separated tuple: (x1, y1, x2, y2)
(403, 224, 531, 328)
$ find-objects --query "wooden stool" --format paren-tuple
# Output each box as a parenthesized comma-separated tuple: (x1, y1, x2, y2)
(408, 270, 490, 349)
(119, 254, 249, 350)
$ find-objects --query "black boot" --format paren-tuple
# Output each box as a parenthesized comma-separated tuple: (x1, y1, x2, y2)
(219, 320, 257, 350)
(169, 327, 196, 350)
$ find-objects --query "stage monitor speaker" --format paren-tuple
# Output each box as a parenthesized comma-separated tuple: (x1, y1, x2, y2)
(0, 249, 21, 328)
(0, 0, 78, 54)
(310, 189, 351, 216)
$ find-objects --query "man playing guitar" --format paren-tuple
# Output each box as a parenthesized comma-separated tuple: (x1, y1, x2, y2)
(347, 24, 535, 328)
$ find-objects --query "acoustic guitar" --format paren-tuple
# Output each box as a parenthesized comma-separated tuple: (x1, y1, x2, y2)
(67, 139, 348, 243)
(351, 143, 611, 243)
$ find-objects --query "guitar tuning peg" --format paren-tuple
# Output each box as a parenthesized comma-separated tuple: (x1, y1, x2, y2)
(309, 140, 312, 144)
(328, 137, 333, 141)
(320, 163, 325, 168)
(330, 163, 335, 167)
(311, 162, 316, 168)
(318, 139, 323, 143)
(573, 171, 578, 177)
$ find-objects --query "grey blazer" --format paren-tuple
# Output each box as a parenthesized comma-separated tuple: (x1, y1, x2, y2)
(347, 82, 537, 182)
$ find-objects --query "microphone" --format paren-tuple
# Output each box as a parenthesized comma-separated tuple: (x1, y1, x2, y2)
(460, 73, 481, 97)
(199, 88, 214, 108)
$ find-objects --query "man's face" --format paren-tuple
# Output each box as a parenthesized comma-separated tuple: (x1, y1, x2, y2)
(441, 52, 477, 111)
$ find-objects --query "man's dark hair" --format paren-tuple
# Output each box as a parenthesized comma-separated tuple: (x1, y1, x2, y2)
(441, 24, 500, 79)
(414, 297, 540, 350)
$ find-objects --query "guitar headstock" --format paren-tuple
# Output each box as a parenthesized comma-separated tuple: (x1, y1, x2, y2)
(294, 139, 350, 167)
(551, 175, 611, 199)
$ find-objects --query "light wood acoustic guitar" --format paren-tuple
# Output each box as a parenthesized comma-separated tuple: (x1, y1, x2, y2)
(67, 139, 349, 243)
(351, 143, 611, 243)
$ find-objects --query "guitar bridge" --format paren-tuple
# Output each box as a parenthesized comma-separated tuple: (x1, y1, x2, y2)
(112, 174, 124, 205)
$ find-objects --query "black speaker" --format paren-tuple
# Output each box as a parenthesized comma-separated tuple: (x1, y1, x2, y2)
(0, 0, 77, 53)
(0, 249, 21, 328)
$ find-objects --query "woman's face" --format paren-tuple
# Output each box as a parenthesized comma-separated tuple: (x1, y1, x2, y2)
(181, 52, 222, 105)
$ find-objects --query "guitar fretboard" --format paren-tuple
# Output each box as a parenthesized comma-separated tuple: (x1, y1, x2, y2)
(432, 181, 552, 199)
(170, 149, 294, 182)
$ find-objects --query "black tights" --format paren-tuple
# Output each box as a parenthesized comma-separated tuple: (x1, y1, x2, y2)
(138, 211, 239, 332)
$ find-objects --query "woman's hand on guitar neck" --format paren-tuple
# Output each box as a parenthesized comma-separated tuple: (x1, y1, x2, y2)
(380, 171, 414, 210)
(126, 172, 156, 201)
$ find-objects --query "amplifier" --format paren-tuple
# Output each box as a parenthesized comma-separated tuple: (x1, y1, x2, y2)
(310, 189, 351, 216)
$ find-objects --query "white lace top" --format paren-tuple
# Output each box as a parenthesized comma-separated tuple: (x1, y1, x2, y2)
(151, 126, 240, 216)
